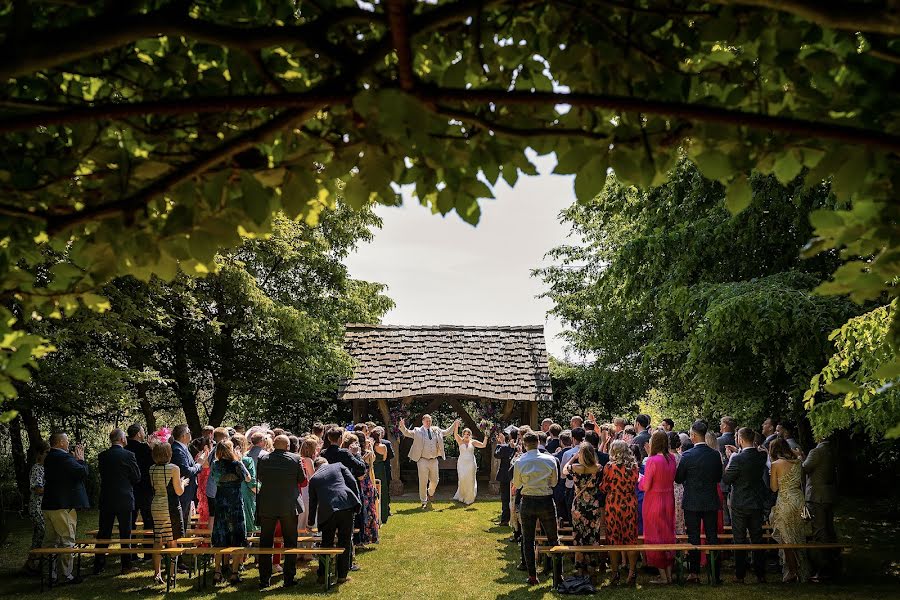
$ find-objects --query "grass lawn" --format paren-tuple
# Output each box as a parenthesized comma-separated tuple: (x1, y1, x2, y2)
(0, 491, 897, 599)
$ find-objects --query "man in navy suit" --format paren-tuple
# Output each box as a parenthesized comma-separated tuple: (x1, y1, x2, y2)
(675, 420, 723, 583)
(494, 428, 517, 526)
(170, 424, 207, 529)
(42, 431, 89, 584)
(723, 427, 768, 583)
(95, 428, 141, 574)
(308, 458, 361, 585)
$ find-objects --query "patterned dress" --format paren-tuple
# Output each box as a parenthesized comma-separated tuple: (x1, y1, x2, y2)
(211, 459, 248, 547)
(770, 460, 809, 578)
(600, 463, 639, 545)
(240, 455, 257, 536)
(150, 463, 184, 545)
(571, 469, 603, 570)
(639, 454, 677, 569)
(354, 467, 380, 545)
(29, 463, 45, 550)
(673, 453, 685, 535)
(195, 463, 210, 525)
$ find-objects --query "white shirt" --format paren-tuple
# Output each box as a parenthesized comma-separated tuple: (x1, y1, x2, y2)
(512, 449, 558, 496)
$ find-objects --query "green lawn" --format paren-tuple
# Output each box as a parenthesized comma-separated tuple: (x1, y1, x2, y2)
(0, 492, 897, 599)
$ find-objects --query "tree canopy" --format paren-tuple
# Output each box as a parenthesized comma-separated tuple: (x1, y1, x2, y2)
(1, 0, 898, 410)
(538, 160, 871, 436)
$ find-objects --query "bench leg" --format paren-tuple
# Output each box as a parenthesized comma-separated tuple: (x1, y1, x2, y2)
(552, 555, 561, 589)
(323, 555, 332, 591)
(708, 551, 717, 585)
(39, 555, 45, 593)
(675, 551, 684, 585)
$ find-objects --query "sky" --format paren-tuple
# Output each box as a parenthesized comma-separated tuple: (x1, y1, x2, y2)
(345, 152, 578, 359)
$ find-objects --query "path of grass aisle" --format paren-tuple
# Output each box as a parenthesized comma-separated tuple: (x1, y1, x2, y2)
(0, 495, 898, 599)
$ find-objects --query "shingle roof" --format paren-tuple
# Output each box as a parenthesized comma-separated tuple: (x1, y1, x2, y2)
(338, 324, 553, 402)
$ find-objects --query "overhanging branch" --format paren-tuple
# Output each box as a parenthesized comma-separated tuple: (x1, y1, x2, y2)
(710, 0, 900, 36)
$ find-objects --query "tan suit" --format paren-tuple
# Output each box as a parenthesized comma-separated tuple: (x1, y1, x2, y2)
(400, 423, 453, 503)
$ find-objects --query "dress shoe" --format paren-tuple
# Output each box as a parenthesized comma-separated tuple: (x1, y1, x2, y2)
(258, 578, 270, 590)
(498, 521, 509, 527)
(526, 576, 539, 585)
(350, 563, 360, 571)
(516, 562, 527, 571)
(283, 579, 297, 588)
(337, 576, 352, 584)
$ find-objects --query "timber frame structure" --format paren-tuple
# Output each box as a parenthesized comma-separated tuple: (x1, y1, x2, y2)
(338, 324, 552, 494)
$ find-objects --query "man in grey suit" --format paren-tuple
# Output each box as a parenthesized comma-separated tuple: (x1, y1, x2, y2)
(803, 435, 840, 581)
(723, 427, 768, 583)
(399, 415, 460, 508)
(256, 434, 306, 589)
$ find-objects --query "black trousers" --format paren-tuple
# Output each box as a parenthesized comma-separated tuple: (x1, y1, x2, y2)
(730, 507, 765, 580)
(685, 509, 720, 580)
(520, 495, 560, 578)
(131, 497, 154, 530)
(499, 480, 511, 523)
(317, 509, 355, 580)
(808, 502, 840, 577)
(259, 513, 299, 583)
(96, 506, 133, 571)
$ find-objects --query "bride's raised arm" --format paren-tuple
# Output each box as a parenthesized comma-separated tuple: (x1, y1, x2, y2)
(452, 420, 464, 446)
(471, 428, 488, 449)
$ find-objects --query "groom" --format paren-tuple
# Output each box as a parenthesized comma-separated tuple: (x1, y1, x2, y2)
(399, 415, 460, 508)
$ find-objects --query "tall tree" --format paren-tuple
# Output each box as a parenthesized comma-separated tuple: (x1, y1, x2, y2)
(1, 1, 898, 413)
(539, 160, 864, 432)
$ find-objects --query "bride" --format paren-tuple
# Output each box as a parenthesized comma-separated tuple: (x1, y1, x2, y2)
(452, 422, 487, 505)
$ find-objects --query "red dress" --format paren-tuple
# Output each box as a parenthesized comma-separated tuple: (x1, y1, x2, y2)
(639, 454, 676, 569)
(600, 463, 639, 545)
(196, 464, 210, 525)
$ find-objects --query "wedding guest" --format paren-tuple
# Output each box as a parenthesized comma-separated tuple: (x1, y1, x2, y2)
(211, 440, 251, 585)
(598, 424, 612, 453)
(190, 438, 212, 525)
(125, 425, 155, 533)
(308, 457, 360, 586)
(678, 432, 693, 451)
(803, 434, 839, 582)
(201, 425, 214, 443)
(570, 415, 584, 430)
(640, 430, 677, 584)
(289, 435, 300, 454)
(668, 431, 685, 534)
(42, 431, 88, 584)
(350, 431, 379, 545)
(370, 429, 391, 525)
(204, 427, 229, 535)
(717, 417, 737, 452)
(780, 421, 802, 454)
(552, 430, 572, 524)
(321, 428, 366, 494)
(513, 431, 560, 586)
(495, 429, 517, 526)
(541, 418, 553, 434)
(661, 418, 675, 433)
(232, 434, 258, 539)
(612, 417, 626, 437)
(148, 442, 186, 585)
(723, 427, 768, 583)
(563, 442, 603, 577)
(761, 417, 779, 448)
(22, 439, 49, 575)
(601, 440, 639, 585)
(247, 431, 268, 471)
(95, 428, 141, 575)
(561, 427, 585, 521)
(769, 438, 807, 581)
(632, 414, 652, 449)
(675, 420, 723, 584)
(546, 423, 562, 453)
(257, 434, 307, 589)
(170, 424, 206, 529)
(298, 437, 317, 530)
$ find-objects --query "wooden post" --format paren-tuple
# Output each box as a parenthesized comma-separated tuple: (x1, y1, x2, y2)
(528, 401, 539, 429)
(376, 399, 405, 496)
(352, 399, 367, 424)
(489, 436, 500, 494)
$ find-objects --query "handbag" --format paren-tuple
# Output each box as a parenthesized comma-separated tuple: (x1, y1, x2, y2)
(557, 574, 596, 595)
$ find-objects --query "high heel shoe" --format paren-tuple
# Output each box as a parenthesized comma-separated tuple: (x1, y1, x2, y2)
(153, 574, 165, 586)
(783, 572, 799, 584)
(213, 572, 224, 584)
(626, 572, 637, 586)
(610, 572, 620, 586)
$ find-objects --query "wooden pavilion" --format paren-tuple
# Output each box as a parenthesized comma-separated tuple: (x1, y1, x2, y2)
(338, 324, 553, 494)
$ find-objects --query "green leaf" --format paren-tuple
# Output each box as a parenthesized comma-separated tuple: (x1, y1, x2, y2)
(692, 150, 733, 182)
(239, 172, 271, 225)
(574, 155, 609, 203)
(824, 378, 860, 395)
(724, 176, 752, 215)
(81, 292, 111, 312)
(455, 195, 481, 225)
(554, 147, 591, 175)
(281, 169, 318, 219)
(773, 150, 802, 184)
(343, 176, 370, 210)
(831, 151, 868, 200)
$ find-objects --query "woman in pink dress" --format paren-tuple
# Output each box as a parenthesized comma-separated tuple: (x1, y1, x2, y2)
(639, 430, 677, 584)
(191, 438, 212, 526)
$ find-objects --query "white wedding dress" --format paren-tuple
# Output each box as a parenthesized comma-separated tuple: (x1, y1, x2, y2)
(453, 442, 478, 505)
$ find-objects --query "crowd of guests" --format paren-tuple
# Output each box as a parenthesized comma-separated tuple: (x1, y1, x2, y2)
(498, 414, 840, 586)
(21, 421, 396, 588)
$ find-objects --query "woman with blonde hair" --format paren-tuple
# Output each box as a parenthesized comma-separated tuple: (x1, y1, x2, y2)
(600, 440, 639, 585)
(563, 442, 603, 578)
(148, 443, 187, 585)
(298, 437, 317, 531)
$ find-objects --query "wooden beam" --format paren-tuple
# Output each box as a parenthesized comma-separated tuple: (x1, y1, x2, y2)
(376, 399, 403, 488)
(351, 399, 367, 424)
(447, 398, 482, 440)
(412, 397, 446, 426)
(501, 400, 516, 420)
(528, 401, 539, 429)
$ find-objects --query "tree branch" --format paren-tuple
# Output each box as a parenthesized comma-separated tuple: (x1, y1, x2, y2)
(0, 5, 381, 80)
(386, 0, 415, 91)
(710, 0, 900, 36)
(433, 104, 612, 141)
(45, 106, 323, 235)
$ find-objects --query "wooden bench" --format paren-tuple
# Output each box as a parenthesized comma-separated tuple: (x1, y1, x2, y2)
(185, 547, 346, 591)
(546, 542, 850, 586)
(31, 546, 184, 592)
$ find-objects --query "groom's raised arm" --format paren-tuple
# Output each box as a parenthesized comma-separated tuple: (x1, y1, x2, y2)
(398, 418, 414, 439)
(437, 419, 460, 438)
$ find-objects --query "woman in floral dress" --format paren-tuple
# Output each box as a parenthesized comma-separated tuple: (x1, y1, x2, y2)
(23, 439, 50, 574)
(769, 438, 809, 582)
(350, 431, 380, 545)
(600, 440, 640, 585)
(563, 442, 603, 577)
(668, 431, 686, 535)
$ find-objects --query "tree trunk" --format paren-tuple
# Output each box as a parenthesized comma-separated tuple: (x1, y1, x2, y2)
(20, 407, 41, 448)
(9, 416, 29, 510)
(172, 329, 202, 437)
(137, 382, 157, 433)
(208, 321, 234, 427)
